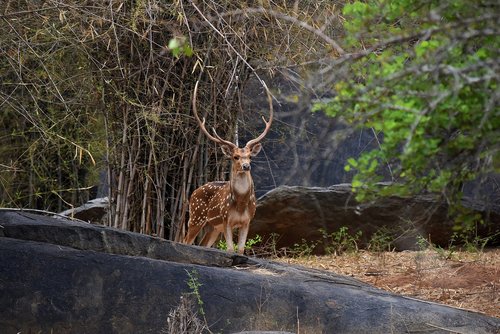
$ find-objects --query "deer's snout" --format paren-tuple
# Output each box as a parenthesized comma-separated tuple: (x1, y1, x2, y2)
(242, 163, 251, 171)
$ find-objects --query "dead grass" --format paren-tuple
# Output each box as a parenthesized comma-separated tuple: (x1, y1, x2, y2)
(275, 248, 500, 318)
(164, 294, 208, 334)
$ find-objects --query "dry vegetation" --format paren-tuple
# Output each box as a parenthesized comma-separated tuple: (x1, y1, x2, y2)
(277, 249, 500, 318)
(1, 0, 342, 240)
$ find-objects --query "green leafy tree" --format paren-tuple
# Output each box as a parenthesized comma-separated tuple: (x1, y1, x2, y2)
(315, 0, 499, 225)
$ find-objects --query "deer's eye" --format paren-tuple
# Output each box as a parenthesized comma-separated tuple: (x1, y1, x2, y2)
(234, 156, 239, 160)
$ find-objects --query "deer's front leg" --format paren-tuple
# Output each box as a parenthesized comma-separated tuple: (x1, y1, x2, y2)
(237, 223, 249, 254)
(223, 223, 235, 252)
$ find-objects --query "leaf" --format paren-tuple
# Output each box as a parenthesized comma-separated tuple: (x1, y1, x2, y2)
(347, 157, 358, 168)
(168, 38, 180, 50)
(352, 179, 363, 188)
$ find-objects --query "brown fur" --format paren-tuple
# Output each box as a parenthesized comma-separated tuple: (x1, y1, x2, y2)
(181, 81, 273, 254)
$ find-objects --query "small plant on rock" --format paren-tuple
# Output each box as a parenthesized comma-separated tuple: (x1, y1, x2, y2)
(186, 269, 205, 317)
(164, 269, 209, 334)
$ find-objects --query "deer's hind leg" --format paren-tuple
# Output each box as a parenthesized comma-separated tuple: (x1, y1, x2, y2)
(183, 220, 204, 245)
(200, 224, 221, 248)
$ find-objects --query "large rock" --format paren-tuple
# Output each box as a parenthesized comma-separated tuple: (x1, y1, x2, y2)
(250, 185, 500, 252)
(59, 197, 109, 223)
(1, 210, 499, 334)
(58, 186, 499, 253)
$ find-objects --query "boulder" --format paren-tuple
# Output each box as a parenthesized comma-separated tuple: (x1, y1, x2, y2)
(250, 185, 500, 252)
(59, 197, 109, 223)
(57, 186, 499, 253)
(1, 210, 499, 334)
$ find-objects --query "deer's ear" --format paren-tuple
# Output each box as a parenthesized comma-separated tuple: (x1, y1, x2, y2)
(220, 145, 234, 157)
(249, 143, 262, 157)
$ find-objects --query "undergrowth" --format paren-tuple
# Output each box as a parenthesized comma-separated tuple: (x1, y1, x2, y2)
(165, 270, 210, 334)
(212, 223, 494, 260)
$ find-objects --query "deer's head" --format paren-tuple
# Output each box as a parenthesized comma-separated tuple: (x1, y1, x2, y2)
(192, 81, 273, 175)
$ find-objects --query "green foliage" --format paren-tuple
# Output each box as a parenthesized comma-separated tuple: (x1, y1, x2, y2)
(319, 227, 362, 255)
(216, 234, 263, 252)
(185, 269, 205, 317)
(462, 235, 491, 253)
(416, 224, 495, 256)
(367, 228, 395, 253)
(416, 235, 431, 251)
(0, 35, 104, 210)
(315, 0, 499, 225)
(456, 221, 496, 253)
(244, 234, 263, 249)
(290, 238, 317, 258)
(168, 37, 194, 58)
(416, 233, 458, 259)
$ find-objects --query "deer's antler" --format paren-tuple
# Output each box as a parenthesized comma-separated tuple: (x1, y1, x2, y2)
(245, 83, 273, 148)
(192, 81, 237, 149)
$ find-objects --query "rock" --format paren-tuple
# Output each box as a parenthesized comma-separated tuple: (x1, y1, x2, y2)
(250, 185, 500, 252)
(1, 210, 499, 334)
(232, 332, 294, 334)
(0, 210, 245, 267)
(59, 197, 109, 223)
(54, 186, 499, 253)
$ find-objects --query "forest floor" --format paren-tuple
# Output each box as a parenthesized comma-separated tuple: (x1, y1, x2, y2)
(275, 248, 500, 318)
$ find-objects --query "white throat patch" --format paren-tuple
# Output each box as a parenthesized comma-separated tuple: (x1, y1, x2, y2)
(233, 173, 251, 195)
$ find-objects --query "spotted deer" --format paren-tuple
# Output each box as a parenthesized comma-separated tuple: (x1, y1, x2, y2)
(182, 81, 273, 254)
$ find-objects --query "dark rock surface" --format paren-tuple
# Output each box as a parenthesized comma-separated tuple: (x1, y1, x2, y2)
(59, 197, 109, 223)
(0, 209, 244, 267)
(233, 332, 294, 334)
(1, 210, 499, 334)
(250, 185, 500, 252)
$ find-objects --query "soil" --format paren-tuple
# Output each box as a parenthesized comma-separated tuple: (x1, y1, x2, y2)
(275, 249, 500, 318)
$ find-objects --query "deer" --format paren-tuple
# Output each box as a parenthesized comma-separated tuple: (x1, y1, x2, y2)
(182, 81, 273, 254)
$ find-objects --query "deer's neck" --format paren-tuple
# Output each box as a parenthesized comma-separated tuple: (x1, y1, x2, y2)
(230, 171, 254, 203)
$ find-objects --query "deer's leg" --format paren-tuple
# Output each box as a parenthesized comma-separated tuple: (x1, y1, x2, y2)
(223, 223, 235, 253)
(237, 224, 250, 254)
(200, 225, 221, 248)
(183, 221, 204, 245)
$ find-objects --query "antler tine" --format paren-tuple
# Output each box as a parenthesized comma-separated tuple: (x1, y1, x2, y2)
(245, 83, 273, 148)
(211, 127, 232, 144)
(193, 81, 237, 148)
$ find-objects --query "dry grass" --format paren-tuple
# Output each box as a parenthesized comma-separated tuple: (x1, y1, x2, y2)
(164, 295, 208, 334)
(276, 249, 500, 318)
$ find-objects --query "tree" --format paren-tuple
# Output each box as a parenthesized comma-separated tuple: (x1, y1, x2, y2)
(314, 0, 499, 227)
